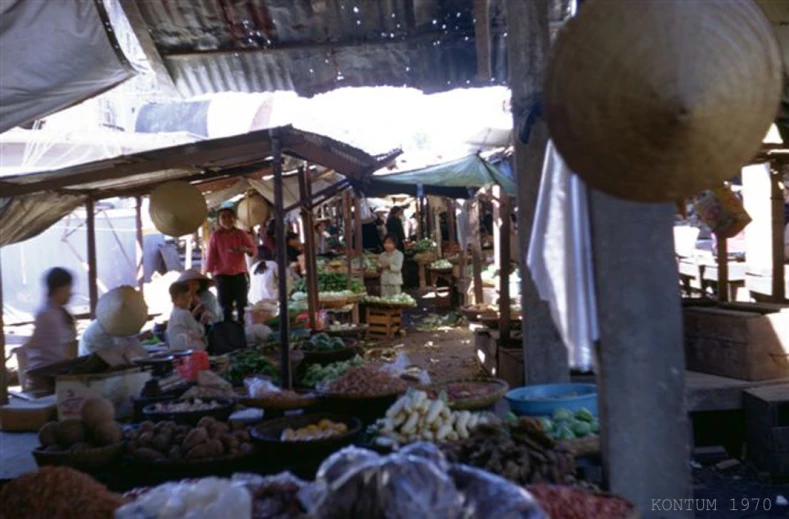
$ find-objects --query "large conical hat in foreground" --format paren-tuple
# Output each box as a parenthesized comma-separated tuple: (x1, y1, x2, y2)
(544, 0, 783, 203)
(149, 181, 208, 237)
(237, 190, 271, 229)
(96, 286, 148, 337)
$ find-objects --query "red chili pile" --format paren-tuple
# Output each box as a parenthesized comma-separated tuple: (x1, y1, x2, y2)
(0, 466, 124, 518)
(322, 366, 407, 397)
(525, 484, 635, 519)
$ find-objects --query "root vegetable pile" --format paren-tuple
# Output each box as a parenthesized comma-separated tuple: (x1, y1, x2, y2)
(0, 466, 123, 518)
(374, 390, 493, 446)
(124, 416, 253, 462)
(443, 418, 576, 485)
(320, 365, 407, 397)
(525, 485, 635, 519)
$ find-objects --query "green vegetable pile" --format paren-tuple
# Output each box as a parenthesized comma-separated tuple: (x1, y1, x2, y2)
(412, 239, 437, 253)
(431, 259, 453, 270)
(302, 333, 345, 352)
(538, 407, 599, 440)
(361, 293, 417, 307)
(293, 272, 365, 294)
(299, 355, 364, 387)
(225, 349, 278, 386)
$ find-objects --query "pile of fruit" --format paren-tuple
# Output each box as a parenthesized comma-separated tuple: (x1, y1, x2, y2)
(225, 349, 278, 386)
(281, 419, 349, 442)
(319, 365, 408, 397)
(299, 356, 364, 388)
(37, 398, 122, 452)
(537, 407, 599, 440)
(124, 416, 254, 462)
(361, 293, 417, 307)
(373, 390, 493, 447)
(302, 333, 346, 352)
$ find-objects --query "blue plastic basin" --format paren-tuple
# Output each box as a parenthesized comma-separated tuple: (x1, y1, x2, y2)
(505, 383, 598, 417)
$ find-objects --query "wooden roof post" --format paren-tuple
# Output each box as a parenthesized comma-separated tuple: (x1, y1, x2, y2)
(271, 130, 292, 389)
(770, 163, 785, 301)
(507, 0, 569, 384)
(0, 249, 7, 405)
(298, 166, 318, 330)
(716, 234, 730, 302)
(135, 196, 145, 292)
(86, 199, 99, 318)
(344, 192, 352, 290)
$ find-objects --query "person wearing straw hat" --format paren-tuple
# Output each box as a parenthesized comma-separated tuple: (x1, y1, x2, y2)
(178, 269, 221, 326)
(205, 207, 256, 324)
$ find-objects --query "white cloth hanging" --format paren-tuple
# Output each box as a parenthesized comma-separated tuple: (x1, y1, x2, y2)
(527, 140, 599, 371)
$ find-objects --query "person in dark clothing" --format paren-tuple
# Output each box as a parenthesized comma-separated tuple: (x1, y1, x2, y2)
(286, 232, 302, 264)
(362, 220, 382, 251)
(386, 206, 407, 252)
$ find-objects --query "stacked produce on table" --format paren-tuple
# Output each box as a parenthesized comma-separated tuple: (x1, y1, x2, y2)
(225, 349, 278, 386)
(535, 407, 599, 441)
(361, 293, 417, 307)
(430, 259, 453, 270)
(372, 390, 494, 447)
(412, 238, 437, 253)
(37, 397, 122, 452)
(299, 356, 364, 388)
(443, 417, 577, 485)
(124, 416, 254, 462)
(293, 272, 365, 294)
(301, 332, 345, 352)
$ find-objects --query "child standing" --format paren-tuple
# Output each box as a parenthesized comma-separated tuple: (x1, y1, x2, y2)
(167, 282, 206, 351)
(205, 207, 256, 323)
(379, 234, 404, 297)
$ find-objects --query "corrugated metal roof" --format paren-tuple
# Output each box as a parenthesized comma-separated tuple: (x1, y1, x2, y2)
(133, 0, 514, 97)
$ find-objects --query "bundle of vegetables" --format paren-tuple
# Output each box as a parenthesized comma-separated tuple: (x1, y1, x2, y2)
(361, 293, 417, 307)
(412, 238, 437, 253)
(372, 390, 494, 448)
(442, 417, 576, 485)
(294, 272, 365, 294)
(302, 333, 346, 352)
(525, 485, 635, 519)
(225, 349, 278, 386)
(537, 407, 599, 441)
(430, 259, 453, 270)
(299, 356, 364, 387)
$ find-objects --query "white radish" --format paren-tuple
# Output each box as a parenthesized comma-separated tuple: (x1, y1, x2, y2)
(382, 418, 395, 433)
(447, 431, 459, 442)
(457, 411, 471, 431)
(392, 411, 407, 427)
(402, 412, 419, 434)
(467, 414, 479, 430)
(412, 391, 426, 409)
(425, 400, 443, 425)
(387, 397, 406, 418)
(436, 423, 452, 441)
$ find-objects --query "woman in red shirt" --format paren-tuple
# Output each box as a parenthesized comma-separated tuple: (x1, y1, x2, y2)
(205, 208, 256, 323)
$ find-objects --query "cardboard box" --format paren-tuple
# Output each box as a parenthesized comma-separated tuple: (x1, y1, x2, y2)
(56, 368, 151, 421)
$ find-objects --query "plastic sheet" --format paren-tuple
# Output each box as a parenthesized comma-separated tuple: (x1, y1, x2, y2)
(300, 445, 548, 519)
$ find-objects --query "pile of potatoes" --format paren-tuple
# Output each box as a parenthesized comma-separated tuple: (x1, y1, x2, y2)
(38, 397, 122, 452)
(124, 416, 254, 462)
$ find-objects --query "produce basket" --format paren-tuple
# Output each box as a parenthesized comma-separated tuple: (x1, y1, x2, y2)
(235, 391, 318, 410)
(124, 450, 260, 481)
(250, 413, 363, 458)
(363, 300, 416, 309)
(460, 306, 498, 321)
(315, 390, 404, 426)
(32, 442, 124, 473)
(142, 398, 235, 426)
(413, 252, 437, 264)
(325, 324, 368, 338)
(426, 378, 509, 410)
(318, 297, 349, 309)
(557, 435, 601, 457)
(301, 339, 359, 366)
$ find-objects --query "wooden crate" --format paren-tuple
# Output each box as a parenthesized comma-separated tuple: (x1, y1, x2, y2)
(474, 328, 497, 376)
(365, 307, 403, 339)
(745, 385, 789, 475)
(498, 345, 525, 388)
(683, 303, 789, 381)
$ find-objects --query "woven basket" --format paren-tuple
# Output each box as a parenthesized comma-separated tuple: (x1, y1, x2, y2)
(32, 442, 124, 472)
(319, 298, 349, 309)
(235, 392, 318, 410)
(557, 435, 601, 457)
(544, 0, 782, 202)
(426, 378, 509, 410)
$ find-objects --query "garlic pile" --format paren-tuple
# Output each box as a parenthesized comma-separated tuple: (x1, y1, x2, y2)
(373, 390, 493, 447)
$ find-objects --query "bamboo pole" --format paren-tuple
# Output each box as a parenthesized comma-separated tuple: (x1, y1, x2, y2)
(298, 166, 318, 330)
(271, 131, 291, 389)
(86, 199, 99, 318)
(771, 165, 785, 301)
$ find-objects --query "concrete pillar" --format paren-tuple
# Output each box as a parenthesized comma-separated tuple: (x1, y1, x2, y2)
(589, 192, 691, 518)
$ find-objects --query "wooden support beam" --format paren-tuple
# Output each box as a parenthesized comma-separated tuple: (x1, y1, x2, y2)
(344, 192, 353, 290)
(470, 199, 484, 304)
(771, 165, 785, 301)
(135, 196, 144, 292)
(0, 249, 7, 405)
(354, 196, 363, 276)
(507, 0, 569, 384)
(717, 235, 729, 302)
(298, 166, 319, 330)
(86, 199, 99, 318)
(474, 0, 493, 80)
(589, 193, 692, 517)
(447, 197, 457, 245)
(271, 132, 292, 389)
(499, 193, 512, 346)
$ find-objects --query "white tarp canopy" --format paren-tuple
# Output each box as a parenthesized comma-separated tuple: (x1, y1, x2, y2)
(203, 173, 345, 213)
(0, 0, 137, 134)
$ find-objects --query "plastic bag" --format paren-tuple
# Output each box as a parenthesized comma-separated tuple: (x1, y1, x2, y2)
(379, 352, 432, 385)
(315, 446, 382, 485)
(450, 465, 547, 519)
(399, 442, 450, 472)
(245, 323, 273, 347)
(244, 376, 280, 398)
(232, 472, 308, 519)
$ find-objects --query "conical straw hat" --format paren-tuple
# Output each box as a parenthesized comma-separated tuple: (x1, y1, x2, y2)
(96, 286, 148, 337)
(149, 181, 208, 237)
(544, 0, 783, 203)
(237, 191, 270, 229)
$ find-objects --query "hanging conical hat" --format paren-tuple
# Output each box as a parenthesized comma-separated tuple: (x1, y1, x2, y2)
(237, 191, 270, 229)
(149, 181, 208, 236)
(96, 286, 148, 337)
(544, 0, 783, 203)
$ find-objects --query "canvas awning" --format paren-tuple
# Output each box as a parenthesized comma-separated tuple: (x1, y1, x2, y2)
(363, 155, 515, 198)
